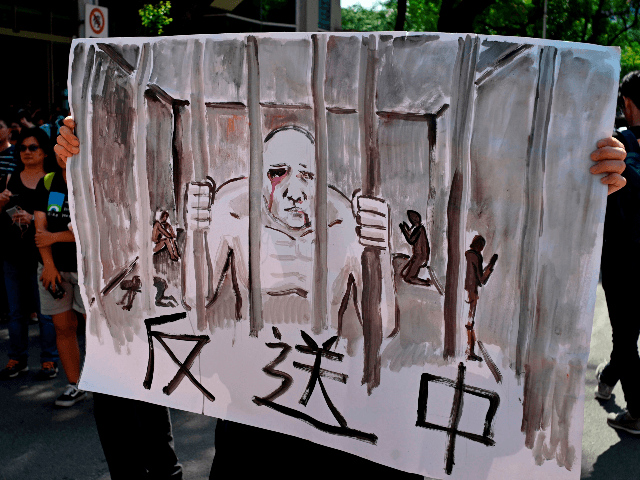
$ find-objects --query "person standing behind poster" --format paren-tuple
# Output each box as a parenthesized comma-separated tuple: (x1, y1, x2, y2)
(0, 128, 59, 380)
(0, 115, 17, 322)
(54, 117, 183, 479)
(54, 115, 627, 477)
(595, 70, 640, 435)
(33, 133, 87, 407)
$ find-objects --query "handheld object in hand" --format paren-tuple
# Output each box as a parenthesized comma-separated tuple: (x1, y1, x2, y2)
(47, 280, 65, 300)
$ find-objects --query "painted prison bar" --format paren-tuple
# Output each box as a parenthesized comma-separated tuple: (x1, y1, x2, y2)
(69, 32, 617, 469)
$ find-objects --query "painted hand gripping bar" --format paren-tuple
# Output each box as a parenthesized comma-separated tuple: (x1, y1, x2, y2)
(69, 32, 618, 479)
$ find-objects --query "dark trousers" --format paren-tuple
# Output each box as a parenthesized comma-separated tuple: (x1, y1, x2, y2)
(93, 393, 183, 480)
(4, 259, 58, 362)
(210, 420, 420, 479)
(600, 240, 640, 418)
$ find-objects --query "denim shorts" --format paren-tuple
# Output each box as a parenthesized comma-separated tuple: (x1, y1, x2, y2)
(37, 263, 86, 316)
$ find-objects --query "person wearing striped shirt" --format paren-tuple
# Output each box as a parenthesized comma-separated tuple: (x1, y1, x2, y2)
(0, 117, 17, 180)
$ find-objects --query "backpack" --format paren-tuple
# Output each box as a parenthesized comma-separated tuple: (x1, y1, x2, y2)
(44, 172, 55, 191)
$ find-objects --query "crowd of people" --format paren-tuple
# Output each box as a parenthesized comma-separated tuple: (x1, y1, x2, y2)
(0, 106, 86, 408)
(0, 69, 637, 478)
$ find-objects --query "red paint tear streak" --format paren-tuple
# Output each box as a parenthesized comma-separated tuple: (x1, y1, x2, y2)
(269, 173, 287, 212)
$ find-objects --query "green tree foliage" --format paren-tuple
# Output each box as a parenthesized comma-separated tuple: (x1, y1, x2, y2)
(139, 1, 173, 35)
(342, 0, 640, 77)
(341, 2, 394, 31)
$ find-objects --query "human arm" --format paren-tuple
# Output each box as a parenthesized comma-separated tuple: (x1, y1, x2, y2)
(590, 137, 627, 194)
(481, 253, 498, 284)
(157, 222, 175, 239)
(399, 221, 411, 243)
(35, 211, 62, 290)
(35, 228, 75, 248)
(406, 225, 425, 245)
(0, 189, 11, 209)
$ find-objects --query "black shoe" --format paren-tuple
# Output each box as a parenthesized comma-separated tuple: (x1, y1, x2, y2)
(35, 361, 58, 380)
(0, 359, 29, 379)
(466, 353, 483, 362)
(55, 384, 87, 407)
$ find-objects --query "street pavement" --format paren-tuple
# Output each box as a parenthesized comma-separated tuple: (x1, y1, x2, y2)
(0, 284, 638, 479)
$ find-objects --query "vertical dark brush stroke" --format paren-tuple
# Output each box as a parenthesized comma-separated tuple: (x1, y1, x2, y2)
(416, 362, 500, 475)
(191, 40, 209, 331)
(171, 103, 192, 229)
(70, 44, 97, 311)
(312, 34, 328, 334)
(427, 115, 437, 207)
(515, 46, 557, 377)
(477, 340, 502, 384)
(360, 34, 383, 394)
(444, 170, 463, 359)
(171, 97, 192, 313)
(247, 36, 263, 337)
(443, 36, 478, 359)
(144, 91, 175, 219)
(445, 362, 466, 474)
(91, 51, 139, 284)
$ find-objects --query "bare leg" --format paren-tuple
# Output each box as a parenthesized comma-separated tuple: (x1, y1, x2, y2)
(53, 310, 80, 384)
(123, 291, 137, 311)
(402, 257, 431, 287)
(167, 239, 179, 261)
(465, 296, 482, 361)
(153, 240, 168, 254)
(116, 292, 128, 305)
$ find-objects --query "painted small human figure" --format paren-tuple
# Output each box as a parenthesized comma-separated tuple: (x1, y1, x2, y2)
(464, 235, 498, 362)
(117, 275, 142, 311)
(152, 211, 180, 261)
(153, 276, 177, 308)
(399, 210, 431, 287)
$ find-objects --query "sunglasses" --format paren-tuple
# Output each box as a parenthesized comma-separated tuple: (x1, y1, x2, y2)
(20, 145, 41, 152)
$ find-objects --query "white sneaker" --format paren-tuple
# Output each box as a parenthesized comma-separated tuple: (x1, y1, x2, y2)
(55, 384, 87, 407)
(594, 362, 615, 400)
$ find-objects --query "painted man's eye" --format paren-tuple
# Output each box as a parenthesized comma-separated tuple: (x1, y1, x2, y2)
(300, 171, 314, 181)
(267, 168, 287, 180)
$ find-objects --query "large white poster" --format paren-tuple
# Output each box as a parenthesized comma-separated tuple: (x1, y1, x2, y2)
(68, 32, 619, 479)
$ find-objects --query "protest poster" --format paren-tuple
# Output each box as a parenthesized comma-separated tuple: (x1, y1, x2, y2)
(67, 32, 619, 479)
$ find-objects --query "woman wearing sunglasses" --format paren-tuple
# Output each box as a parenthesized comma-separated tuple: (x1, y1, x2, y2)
(0, 128, 60, 381)
(33, 121, 90, 408)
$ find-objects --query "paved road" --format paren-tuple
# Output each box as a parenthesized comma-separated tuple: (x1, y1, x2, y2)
(581, 284, 640, 479)
(0, 284, 638, 479)
(0, 320, 215, 480)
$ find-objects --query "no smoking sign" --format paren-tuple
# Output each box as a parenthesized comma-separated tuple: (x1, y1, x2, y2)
(85, 5, 108, 38)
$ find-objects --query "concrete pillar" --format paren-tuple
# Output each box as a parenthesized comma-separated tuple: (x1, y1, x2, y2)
(331, 0, 341, 31)
(296, 0, 320, 32)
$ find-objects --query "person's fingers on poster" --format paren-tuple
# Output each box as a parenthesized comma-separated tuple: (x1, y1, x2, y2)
(186, 183, 212, 229)
(56, 131, 79, 158)
(590, 137, 627, 194)
(355, 194, 389, 248)
(54, 117, 79, 159)
(600, 172, 627, 194)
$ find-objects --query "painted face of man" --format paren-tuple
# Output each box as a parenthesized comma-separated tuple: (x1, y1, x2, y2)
(262, 128, 316, 230)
